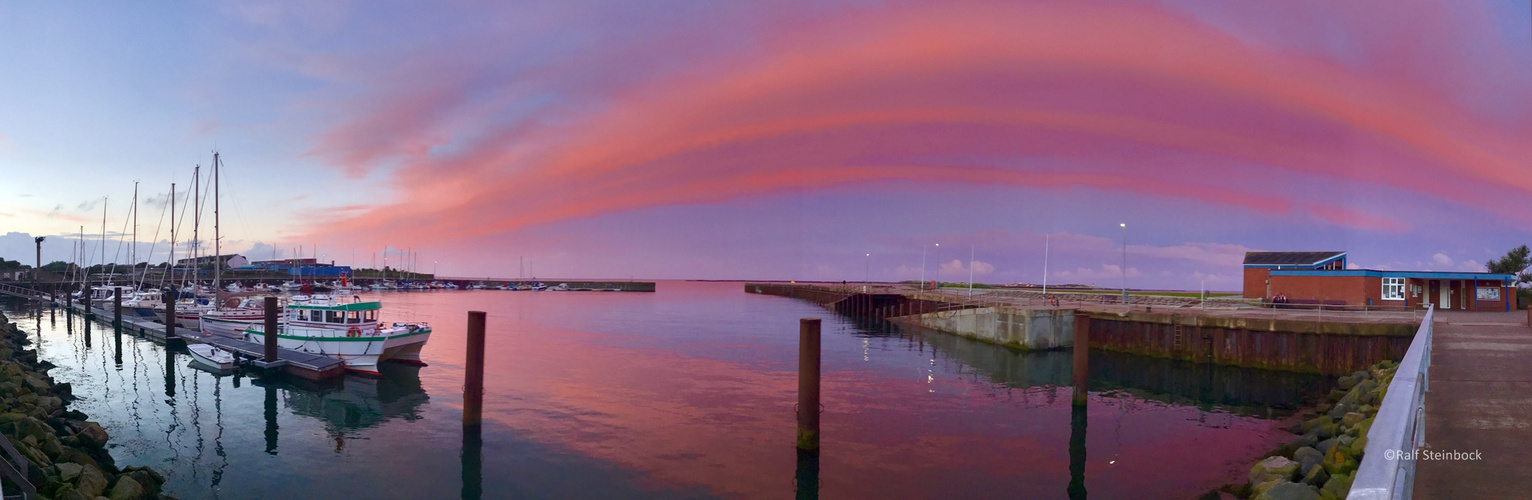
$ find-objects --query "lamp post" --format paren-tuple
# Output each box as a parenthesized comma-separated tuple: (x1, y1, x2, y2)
(864, 253, 869, 285)
(435, 260, 439, 278)
(1119, 223, 1127, 307)
(934, 243, 940, 289)
(921, 245, 927, 292)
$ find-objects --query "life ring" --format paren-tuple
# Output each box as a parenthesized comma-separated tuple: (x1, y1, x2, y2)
(347, 326, 361, 338)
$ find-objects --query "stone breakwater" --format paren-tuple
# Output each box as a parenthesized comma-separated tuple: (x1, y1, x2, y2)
(1218, 360, 1397, 500)
(0, 312, 169, 499)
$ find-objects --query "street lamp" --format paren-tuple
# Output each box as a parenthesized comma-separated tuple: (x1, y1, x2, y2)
(864, 253, 870, 285)
(434, 260, 438, 278)
(1120, 223, 1127, 307)
(934, 243, 940, 289)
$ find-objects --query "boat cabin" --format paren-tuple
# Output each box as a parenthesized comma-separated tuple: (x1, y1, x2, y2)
(286, 295, 382, 324)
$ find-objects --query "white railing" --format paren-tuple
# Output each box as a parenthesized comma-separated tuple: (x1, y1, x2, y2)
(1349, 305, 1434, 500)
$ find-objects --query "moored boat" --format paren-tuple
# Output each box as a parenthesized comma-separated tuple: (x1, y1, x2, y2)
(243, 295, 428, 375)
(187, 343, 237, 371)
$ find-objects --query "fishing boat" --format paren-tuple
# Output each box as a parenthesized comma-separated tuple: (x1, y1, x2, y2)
(242, 295, 430, 376)
(156, 298, 213, 328)
(187, 343, 237, 371)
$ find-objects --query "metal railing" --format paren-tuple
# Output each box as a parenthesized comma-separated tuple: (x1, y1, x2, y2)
(1349, 305, 1434, 500)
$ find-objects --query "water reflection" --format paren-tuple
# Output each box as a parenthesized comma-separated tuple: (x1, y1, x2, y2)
(1068, 403, 1087, 499)
(3, 285, 1330, 500)
(461, 425, 482, 500)
(876, 320, 1331, 417)
(795, 449, 819, 500)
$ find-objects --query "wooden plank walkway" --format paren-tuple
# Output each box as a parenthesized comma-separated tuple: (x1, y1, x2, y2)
(1415, 310, 1532, 499)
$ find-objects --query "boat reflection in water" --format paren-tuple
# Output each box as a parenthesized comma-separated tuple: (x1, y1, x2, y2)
(252, 363, 431, 453)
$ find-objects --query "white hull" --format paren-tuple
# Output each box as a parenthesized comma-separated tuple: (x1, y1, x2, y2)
(187, 344, 237, 371)
(380, 326, 432, 364)
(246, 322, 388, 375)
(200, 309, 267, 338)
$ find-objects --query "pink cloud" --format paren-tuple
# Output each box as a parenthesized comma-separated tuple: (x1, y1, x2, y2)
(284, 0, 1531, 254)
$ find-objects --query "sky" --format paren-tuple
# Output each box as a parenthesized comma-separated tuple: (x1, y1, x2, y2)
(1, 0, 1530, 289)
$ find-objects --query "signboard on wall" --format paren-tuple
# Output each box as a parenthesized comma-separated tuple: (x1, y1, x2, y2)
(1477, 287, 1500, 301)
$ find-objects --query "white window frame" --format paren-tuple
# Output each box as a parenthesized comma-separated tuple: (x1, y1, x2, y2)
(1382, 277, 1405, 301)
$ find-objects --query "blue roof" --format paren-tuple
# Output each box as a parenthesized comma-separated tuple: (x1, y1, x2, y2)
(1269, 269, 1515, 281)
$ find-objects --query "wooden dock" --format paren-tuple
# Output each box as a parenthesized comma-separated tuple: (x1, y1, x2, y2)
(64, 301, 346, 380)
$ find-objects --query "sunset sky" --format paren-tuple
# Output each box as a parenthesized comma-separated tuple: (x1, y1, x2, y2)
(2, 1, 1530, 289)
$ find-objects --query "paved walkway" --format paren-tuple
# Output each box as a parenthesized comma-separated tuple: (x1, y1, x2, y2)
(1415, 310, 1532, 499)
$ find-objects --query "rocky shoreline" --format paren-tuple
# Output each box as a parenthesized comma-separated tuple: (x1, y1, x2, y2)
(0, 311, 169, 499)
(1213, 359, 1398, 500)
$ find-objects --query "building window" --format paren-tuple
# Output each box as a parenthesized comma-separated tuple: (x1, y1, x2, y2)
(1382, 278, 1405, 300)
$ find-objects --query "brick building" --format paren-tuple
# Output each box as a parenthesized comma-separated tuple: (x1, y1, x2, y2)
(1242, 251, 1515, 311)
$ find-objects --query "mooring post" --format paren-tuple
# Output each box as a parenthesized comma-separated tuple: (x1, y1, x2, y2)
(464, 310, 487, 427)
(83, 289, 92, 319)
(113, 288, 123, 328)
(165, 297, 176, 340)
(797, 317, 821, 452)
(264, 296, 279, 362)
(1072, 312, 1089, 406)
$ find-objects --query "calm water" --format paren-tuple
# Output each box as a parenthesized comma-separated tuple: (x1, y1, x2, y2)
(0, 281, 1330, 499)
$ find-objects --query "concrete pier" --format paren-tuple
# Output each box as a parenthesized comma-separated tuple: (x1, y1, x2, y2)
(747, 283, 1419, 374)
(1415, 310, 1532, 498)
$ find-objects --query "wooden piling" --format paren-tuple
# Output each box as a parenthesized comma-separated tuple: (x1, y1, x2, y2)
(83, 289, 92, 319)
(464, 310, 487, 427)
(165, 298, 176, 339)
(113, 288, 122, 327)
(1072, 313, 1089, 406)
(264, 297, 279, 362)
(797, 318, 821, 452)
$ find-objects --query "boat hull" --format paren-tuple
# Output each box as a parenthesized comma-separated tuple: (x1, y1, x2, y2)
(381, 327, 432, 364)
(246, 323, 388, 375)
(200, 310, 266, 338)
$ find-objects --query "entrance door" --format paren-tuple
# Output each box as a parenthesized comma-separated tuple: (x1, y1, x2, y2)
(1440, 280, 1451, 310)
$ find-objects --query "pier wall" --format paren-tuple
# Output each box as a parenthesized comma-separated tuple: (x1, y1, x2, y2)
(1081, 311, 1415, 375)
(899, 307, 1075, 350)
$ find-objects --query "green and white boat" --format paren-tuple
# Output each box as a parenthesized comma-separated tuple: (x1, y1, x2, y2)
(243, 295, 432, 375)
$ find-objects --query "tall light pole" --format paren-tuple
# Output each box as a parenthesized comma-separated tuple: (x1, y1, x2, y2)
(434, 260, 439, 278)
(968, 245, 975, 297)
(864, 253, 870, 285)
(1120, 223, 1128, 307)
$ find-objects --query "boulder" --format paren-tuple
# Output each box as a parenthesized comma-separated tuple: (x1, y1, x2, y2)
(1301, 416, 1331, 433)
(1337, 375, 1359, 390)
(1321, 472, 1353, 498)
(1341, 412, 1364, 428)
(1294, 446, 1323, 473)
(76, 463, 108, 497)
(1317, 421, 1340, 439)
(1252, 479, 1285, 499)
(1295, 430, 1320, 448)
(1257, 481, 1321, 500)
(57, 462, 83, 482)
(77, 422, 109, 448)
(1250, 456, 1302, 484)
(108, 476, 145, 500)
(1322, 445, 1358, 475)
(1347, 434, 1369, 457)
(1302, 464, 1329, 486)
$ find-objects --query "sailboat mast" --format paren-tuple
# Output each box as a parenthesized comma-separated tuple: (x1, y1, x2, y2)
(131, 182, 137, 274)
(214, 152, 221, 293)
(169, 183, 176, 290)
(192, 165, 200, 289)
(99, 197, 107, 286)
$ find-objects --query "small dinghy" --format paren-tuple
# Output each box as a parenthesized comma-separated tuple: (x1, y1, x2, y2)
(188, 343, 237, 371)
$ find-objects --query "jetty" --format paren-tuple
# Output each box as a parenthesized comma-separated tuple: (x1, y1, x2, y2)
(61, 300, 345, 380)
